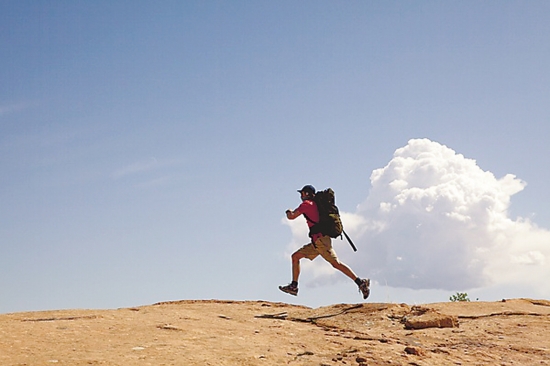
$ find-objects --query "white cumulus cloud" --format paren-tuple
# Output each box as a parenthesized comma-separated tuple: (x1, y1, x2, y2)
(287, 138, 550, 298)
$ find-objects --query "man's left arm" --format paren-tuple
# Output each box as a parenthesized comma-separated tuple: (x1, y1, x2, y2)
(285, 208, 302, 220)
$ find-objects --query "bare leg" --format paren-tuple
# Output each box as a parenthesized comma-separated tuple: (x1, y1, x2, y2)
(330, 260, 358, 281)
(291, 251, 307, 282)
(329, 258, 370, 299)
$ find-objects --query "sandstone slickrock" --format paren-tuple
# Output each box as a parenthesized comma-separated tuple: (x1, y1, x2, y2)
(1, 298, 549, 365)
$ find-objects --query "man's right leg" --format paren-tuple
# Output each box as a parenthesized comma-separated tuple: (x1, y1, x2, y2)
(280, 244, 317, 296)
(291, 250, 307, 283)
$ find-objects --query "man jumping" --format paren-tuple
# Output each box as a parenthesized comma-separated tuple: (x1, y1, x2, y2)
(279, 185, 370, 299)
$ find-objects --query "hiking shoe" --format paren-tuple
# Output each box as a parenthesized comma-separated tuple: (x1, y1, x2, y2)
(279, 283, 298, 296)
(359, 278, 370, 299)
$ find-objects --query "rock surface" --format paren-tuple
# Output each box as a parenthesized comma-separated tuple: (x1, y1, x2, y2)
(1, 298, 549, 365)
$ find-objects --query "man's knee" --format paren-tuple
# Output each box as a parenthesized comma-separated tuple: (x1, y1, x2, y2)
(292, 251, 304, 262)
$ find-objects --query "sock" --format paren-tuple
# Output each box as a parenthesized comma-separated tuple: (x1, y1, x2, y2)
(291, 281, 298, 287)
(354, 277, 362, 286)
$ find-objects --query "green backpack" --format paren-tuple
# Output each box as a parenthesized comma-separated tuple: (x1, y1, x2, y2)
(305, 188, 357, 251)
(309, 188, 343, 238)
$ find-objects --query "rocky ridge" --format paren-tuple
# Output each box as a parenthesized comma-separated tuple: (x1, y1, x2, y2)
(1, 298, 549, 365)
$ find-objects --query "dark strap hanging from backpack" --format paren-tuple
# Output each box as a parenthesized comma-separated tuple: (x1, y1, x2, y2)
(342, 230, 357, 252)
(303, 213, 357, 252)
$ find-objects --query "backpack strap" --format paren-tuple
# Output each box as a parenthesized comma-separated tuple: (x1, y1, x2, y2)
(342, 230, 357, 252)
(304, 213, 357, 252)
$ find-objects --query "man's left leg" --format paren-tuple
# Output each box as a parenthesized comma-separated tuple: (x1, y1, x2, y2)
(316, 236, 371, 299)
(329, 258, 371, 300)
(330, 259, 358, 281)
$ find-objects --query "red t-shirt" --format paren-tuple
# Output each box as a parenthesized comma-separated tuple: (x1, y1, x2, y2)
(297, 199, 319, 227)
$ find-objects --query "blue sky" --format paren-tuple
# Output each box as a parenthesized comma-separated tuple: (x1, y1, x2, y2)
(1, 1, 549, 313)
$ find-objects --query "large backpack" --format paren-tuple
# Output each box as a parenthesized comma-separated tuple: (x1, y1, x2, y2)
(308, 188, 343, 238)
(304, 188, 357, 251)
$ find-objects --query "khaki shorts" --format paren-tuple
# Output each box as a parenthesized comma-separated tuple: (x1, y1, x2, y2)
(296, 236, 339, 264)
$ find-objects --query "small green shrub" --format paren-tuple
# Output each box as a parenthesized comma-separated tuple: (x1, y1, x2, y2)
(449, 292, 470, 302)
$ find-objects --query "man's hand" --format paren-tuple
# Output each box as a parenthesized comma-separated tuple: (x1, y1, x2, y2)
(286, 209, 301, 220)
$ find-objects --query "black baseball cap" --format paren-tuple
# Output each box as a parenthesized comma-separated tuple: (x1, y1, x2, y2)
(297, 185, 316, 195)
